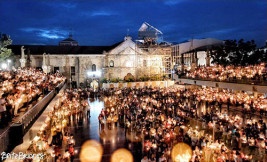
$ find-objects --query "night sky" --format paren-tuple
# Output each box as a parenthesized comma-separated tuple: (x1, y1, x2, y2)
(0, 0, 266, 47)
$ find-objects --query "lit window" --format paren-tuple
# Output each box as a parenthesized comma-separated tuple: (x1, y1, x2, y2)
(109, 60, 114, 67)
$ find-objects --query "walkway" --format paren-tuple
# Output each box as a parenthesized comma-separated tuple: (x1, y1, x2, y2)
(4, 89, 64, 161)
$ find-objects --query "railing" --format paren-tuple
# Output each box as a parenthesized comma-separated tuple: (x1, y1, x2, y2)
(56, 80, 65, 91)
(20, 81, 65, 131)
(0, 128, 9, 154)
(20, 90, 55, 131)
(0, 81, 65, 153)
(176, 76, 267, 93)
(180, 75, 267, 86)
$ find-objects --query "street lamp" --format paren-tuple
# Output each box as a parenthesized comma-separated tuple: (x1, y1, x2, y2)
(1, 63, 7, 70)
(80, 140, 103, 162)
(7, 59, 11, 70)
(87, 71, 102, 78)
(171, 69, 175, 80)
(171, 143, 192, 162)
(111, 148, 133, 162)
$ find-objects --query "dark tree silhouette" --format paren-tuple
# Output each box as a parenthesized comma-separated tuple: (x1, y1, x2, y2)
(211, 45, 229, 66)
(211, 39, 265, 66)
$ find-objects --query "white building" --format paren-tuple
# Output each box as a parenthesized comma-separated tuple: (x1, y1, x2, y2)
(171, 38, 224, 70)
(8, 36, 172, 87)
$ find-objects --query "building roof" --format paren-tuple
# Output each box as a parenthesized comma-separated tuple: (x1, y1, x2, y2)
(8, 41, 122, 55)
(59, 38, 78, 43)
(60, 37, 78, 42)
(59, 33, 79, 46)
(138, 22, 163, 34)
(138, 22, 164, 44)
(174, 38, 224, 54)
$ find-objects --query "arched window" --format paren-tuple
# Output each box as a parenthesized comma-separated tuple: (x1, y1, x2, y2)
(92, 64, 96, 71)
(109, 60, 114, 67)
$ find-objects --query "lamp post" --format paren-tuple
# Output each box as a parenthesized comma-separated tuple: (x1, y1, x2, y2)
(7, 59, 11, 70)
(1, 63, 7, 70)
(171, 69, 175, 80)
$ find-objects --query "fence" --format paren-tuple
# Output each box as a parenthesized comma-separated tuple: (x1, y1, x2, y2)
(0, 128, 9, 154)
(181, 76, 267, 86)
(20, 90, 55, 131)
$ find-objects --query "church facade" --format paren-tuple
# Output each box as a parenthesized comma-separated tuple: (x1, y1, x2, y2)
(8, 36, 172, 87)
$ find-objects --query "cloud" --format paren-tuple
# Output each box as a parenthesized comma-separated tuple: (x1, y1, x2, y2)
(1, 0, 265, 46)
(204, 28, 238, 35)
(90, 10, 117, 17)
(20, 27, 66, 39)
(60, 3, 77, 9)
(164, 0, 186, 6)
(44, 1, 77, 9)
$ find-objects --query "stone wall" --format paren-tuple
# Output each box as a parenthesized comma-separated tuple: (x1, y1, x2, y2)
(177, 78, 267, 94)
(102, 80, 174, 89)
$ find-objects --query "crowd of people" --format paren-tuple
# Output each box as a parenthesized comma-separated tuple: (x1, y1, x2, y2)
(100, 86, 267, 162)
(1, 64, 267, 161)
(11, 83, 266, 162)
(26, 88, 89, 162)
(193, 86, 267, 116)
(0, 68, 65, 127)
(184, 63, 267, 84)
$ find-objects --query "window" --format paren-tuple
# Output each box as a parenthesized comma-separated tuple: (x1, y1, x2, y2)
(143, 60, 147, 67)
(109, 60, 114, 67)
(71, 66, 75, 75)
(92, 64, 96, 71)
(54, 67, 59, 73)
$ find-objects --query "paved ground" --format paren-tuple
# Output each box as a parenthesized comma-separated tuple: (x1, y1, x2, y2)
(70, 97, 142, 162)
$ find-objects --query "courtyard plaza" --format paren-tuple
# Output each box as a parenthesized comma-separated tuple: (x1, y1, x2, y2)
(3, 84, 267, 162)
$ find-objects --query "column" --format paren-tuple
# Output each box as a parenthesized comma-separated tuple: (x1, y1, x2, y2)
(205, 49, 211, 67)
(181, 53, 184, 72)
(191, 51, 197, 71)
(195, 51, 198, 66)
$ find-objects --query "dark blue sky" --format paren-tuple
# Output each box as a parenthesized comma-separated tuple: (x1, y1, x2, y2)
(1, 0, 266, 47)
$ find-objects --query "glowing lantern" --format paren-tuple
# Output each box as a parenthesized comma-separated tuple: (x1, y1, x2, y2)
(111, 148, 133, 162)
(80, 140, 103, 162)
(171, 143, 192, 162)
(150, 128, 156, 136)
(62, 119, 67, 127)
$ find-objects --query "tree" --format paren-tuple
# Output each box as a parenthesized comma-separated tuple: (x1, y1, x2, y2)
(211, 45, 230, 66)
(211, 39, 264, 66)
(227, 39, 242, 66)
(248, 49, 264, 65)
(0, 33, 13, 62)
(237, 39, 257, 65)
